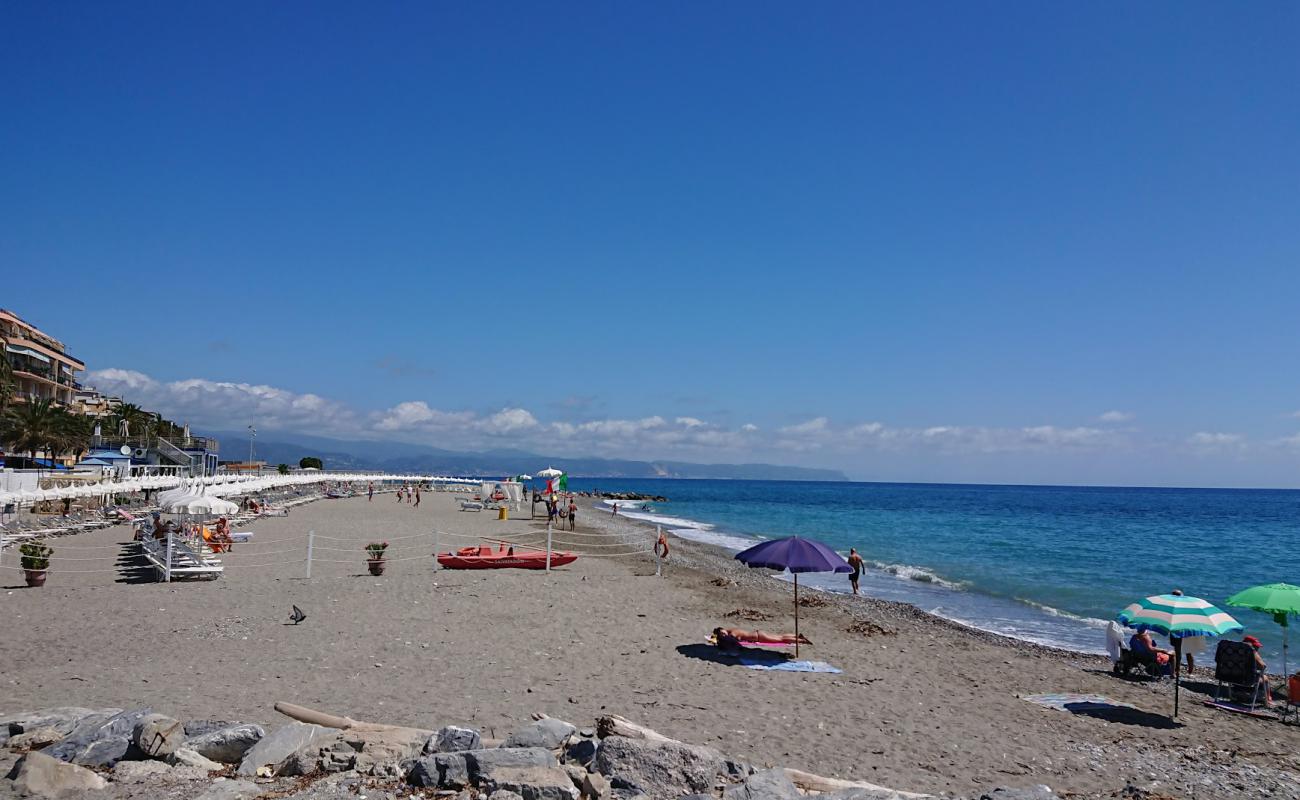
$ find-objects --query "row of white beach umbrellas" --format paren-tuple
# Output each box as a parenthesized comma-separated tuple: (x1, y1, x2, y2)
(0, 472, 483, 509)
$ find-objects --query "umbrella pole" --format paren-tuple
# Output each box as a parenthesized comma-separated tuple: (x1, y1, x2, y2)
(794, 573, 800, 659)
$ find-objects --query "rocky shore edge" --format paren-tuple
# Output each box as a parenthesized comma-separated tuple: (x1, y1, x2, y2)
(0, 701, 1130, 800)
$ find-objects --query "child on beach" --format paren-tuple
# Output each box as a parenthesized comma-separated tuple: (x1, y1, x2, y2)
(568, 498, 577, 530)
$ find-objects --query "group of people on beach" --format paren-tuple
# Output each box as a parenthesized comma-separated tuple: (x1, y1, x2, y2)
(540, 494, 577, 530)
(394, 484, 421, 507)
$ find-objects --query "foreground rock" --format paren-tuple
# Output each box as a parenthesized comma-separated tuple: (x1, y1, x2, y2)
(482, 764, 580, 800)
(42, 707, 153, 768)
(503, 718, 577, 750)
(409, 747, 558, 790)
(184, 724, 266, 764)
(10, 751, 107, 797)
(591, 735, 727, 797)
(723, 767, 802, 800)
(132, 714, 185, 759)
(0, 708, 117, 747)
(429, 725, 482, 753)
(235, 722, 331, 777)
(285, 726, 427, 777)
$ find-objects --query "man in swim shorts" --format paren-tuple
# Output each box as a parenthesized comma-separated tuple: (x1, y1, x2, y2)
(847, 548, 864, 595)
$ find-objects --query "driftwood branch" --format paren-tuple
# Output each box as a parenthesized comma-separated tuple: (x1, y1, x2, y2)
(598, 714, 927, 798)
(274, 702, 432, 737)
(596, 714, 679, 744)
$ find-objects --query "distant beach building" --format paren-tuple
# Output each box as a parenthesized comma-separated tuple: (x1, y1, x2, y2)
(0, 308, 85, 407)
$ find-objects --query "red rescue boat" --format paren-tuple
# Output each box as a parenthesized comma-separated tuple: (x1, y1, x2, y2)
(436, 543, 578, 570)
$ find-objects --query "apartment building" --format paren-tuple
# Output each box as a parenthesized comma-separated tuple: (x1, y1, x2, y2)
(1, 308, 85, 407)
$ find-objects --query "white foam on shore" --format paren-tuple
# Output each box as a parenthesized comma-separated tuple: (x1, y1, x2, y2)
(590, 498, 1110, 657)
(869, 560, 966, 590)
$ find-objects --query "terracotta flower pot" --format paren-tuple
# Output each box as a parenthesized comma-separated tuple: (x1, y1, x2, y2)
(367, 559, 386, 576)
(24, 569, 47, 588)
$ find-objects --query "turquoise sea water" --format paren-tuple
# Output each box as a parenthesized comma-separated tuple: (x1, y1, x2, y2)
(566, 479, 1299, 664)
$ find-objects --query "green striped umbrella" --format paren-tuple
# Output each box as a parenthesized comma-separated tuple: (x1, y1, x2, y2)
(1225, 582, 1300, 680)
(1117, 593, 1243, 716)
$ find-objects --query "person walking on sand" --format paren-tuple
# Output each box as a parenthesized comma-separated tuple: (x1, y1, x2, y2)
(1169, 589, 1205, 674)
(568, 498, 577, 530)
(368, 482, 374, 502)
(414, 485, 421, 508)
(396, 486, 404, 503)
(847, 548, 864, 595)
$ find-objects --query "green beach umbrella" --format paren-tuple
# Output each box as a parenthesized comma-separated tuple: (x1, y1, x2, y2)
(1117, 593, 1243, 717)
(1225, 582, 1300, 680)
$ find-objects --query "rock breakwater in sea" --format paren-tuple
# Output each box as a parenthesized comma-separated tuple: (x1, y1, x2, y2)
(0, 702, 1242, 800)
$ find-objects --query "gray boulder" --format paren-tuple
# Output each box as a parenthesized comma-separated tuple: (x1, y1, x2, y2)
(468, 747, 558, 775)
(503, 718, 577, 750)
(7, 727, 66, 751)
(10, 751, 107, 797)
(185, 724, 266, 764)
(581, 772, 610, 800)
(565, 738, 597, 766)
(970, 788, 1059, 800)
(283, 727, 426, 777)
(133, 713, 185, 758)
(482, 765, 581, 800)
(409, 751, 472, 788)
(490, 792, 526, 800)
(722, 767, 801, 800)
(168, 747, 224, 772)
(112, 760, 172, 781)
(429, 725, 482, 753)
(194, 777, 263, 800)
(590, 736, 725, 798)
(42, 707, 152, 767)
(235, 722, 330, 777)
(183, 720, 245, 738)
(1, 708, 116, 746)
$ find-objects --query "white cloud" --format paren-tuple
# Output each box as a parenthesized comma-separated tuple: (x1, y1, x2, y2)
(88, 369, 360, 434)
(741, 423, 759, 432)
(1189, 432, 1244, 447)
(1099, 410, 1134, 423)
(480, 408, 539, 435)
(780, 417, 828, 435)
(675, 417, 707, 428)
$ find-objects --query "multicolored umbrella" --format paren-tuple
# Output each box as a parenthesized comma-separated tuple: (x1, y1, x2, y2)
(1116, 593, 1243, 716)
(1225, 582, 1300, 679)
(735, 536, 852, 657)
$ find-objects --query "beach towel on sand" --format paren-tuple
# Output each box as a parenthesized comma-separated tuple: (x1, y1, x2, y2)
(1024, 693, 1135, 713)
(739, 658, 841, 673)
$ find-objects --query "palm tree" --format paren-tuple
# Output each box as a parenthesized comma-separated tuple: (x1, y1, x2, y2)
(3, 398, 62, 468)
(277, 463, 290, 475)
(52, 411, 94, 464)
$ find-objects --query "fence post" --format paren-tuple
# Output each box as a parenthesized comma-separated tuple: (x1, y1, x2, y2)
(165, 530, 174, 583)
(656, 525, 662, 578)
(546, 521, 553, 572)
(432, 528, 440, 571)
(306, 530, 314, 579)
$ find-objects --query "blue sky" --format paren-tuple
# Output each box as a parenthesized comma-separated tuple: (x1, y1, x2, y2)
(4, 3, 1299, 486)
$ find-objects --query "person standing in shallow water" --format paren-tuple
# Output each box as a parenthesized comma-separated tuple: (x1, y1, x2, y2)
(847, 548, 864, 595)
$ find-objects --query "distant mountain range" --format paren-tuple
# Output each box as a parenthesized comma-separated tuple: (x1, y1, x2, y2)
(207, 429, 847, 481)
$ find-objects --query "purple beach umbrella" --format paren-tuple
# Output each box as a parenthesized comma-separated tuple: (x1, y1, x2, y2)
(734, 536, 852, 657)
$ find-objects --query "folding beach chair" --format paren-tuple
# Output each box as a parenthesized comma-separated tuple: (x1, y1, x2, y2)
(1214, 640, 1265, 709)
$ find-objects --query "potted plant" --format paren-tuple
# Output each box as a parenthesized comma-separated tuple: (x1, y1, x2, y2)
(365, 541, 389, 576)
(20, 542, 52, 587)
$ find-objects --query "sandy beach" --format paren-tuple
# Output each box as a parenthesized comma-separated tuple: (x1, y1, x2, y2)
(2, 491, 1298, 798)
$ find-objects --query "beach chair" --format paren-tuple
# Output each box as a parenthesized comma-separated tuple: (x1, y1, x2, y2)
(1108, 625, 1163, 679)
(1281, 675, 1300, 724)
(1214, 640, 1265, 709)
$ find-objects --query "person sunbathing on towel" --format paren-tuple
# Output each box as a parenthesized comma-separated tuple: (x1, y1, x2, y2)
(713, 627, 811, 649)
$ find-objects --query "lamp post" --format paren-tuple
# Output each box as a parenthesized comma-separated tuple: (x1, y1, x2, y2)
(247, 425, 256, 474)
